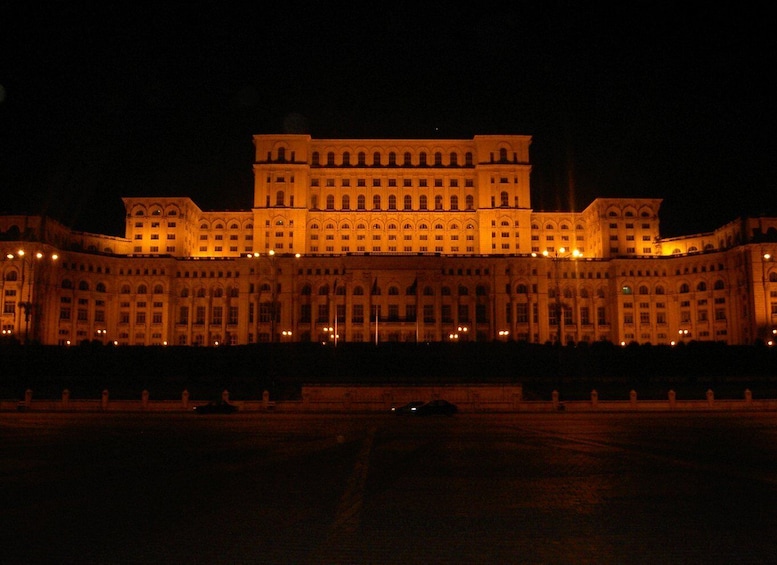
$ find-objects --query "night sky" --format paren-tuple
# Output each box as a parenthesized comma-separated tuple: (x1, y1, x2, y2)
(1, 3, 775, 238)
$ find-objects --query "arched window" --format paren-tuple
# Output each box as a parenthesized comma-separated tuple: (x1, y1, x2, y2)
(372, 195, 381, 210)
(500, 191, 509, 206)
(342, 195, 350, 210)
(450, 195, 458, 210)
(697, 281, 707, 291)
(679, 283, 690, 293)
(326, 195, 335, 210)
(119, 283, 130, 294)
(458, 285, 468, 296)
(196, 288, 206, 298)
(638, 285, 649, 295)
(466, 195, 474, 210)
(419, 195, 428, 210)
(353, 286, 364, 296)
(388, 195, 397, 210)
(441, 286, 451, 296)
(435, 195, 443, 210)
(423, 286, 434, 296)
(301, 284, 312, 296)
(357, 195, 366, 210)
(78, 281, 89, 291)
(388, 286, 399, 295)
(319, 285, 329, 295)
(213, 288, 223, 298)
(404, 195, 412, 210)
(138, 284, 148, 294)
(96, 282, 107, 293)
(180, 288, 189, 298)
(153, 284, 164, 294)
(476, 285, 487, 296)
(516, 284, 528, 294)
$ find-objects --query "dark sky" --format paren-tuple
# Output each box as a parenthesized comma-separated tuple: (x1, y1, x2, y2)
(1, 3, 775, 238)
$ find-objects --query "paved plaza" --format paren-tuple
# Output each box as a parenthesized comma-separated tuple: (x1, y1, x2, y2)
(2, 411, 777, 564)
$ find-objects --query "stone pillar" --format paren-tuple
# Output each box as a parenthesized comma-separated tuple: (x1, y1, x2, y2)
(182, 389, 189, 409)
(101, 389, 109, 410)
(629, 389, 637, 408)
(221, 389, 230, 402)
(24, 389, 33, 409)
(552, 390, 559, 410)
(590, 389, 598, 408)
(62, 389, 70, 408)
(262, 390, 271, 410)
(745, 389, 752, 403)
(668, 389, 676, 409)
(141, 389, 149, 409)
(706, 389, 714, 407)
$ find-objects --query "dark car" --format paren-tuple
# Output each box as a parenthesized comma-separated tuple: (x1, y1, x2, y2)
(194, 400, 238, 414)
(391, 401, 426, 414)
(414, 399, 458, 416)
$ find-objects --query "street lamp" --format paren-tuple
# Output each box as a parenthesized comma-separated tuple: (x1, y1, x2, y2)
(5, 249, 59, 344)
(322, 326, 338, 345)
(762, 252, 773, 342)
(540, 247, 580, 345)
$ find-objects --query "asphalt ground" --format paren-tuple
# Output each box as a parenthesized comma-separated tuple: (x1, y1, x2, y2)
(2, 412, 777, 564)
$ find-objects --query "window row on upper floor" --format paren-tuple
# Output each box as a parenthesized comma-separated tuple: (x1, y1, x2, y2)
(309, 221, 477, 231)
(307, 193, 477, 211)
(312, 150, 478, 167)
(621, 280, 728, 295)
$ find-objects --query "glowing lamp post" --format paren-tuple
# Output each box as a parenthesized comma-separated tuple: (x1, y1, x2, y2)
(541, 247, 580, 345)
(5, 249, 59, 344)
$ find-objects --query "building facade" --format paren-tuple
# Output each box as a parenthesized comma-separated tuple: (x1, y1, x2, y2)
(1, 134, 776, 346)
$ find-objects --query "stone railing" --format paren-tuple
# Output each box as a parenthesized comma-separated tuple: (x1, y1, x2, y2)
(3, 385, 777, 413)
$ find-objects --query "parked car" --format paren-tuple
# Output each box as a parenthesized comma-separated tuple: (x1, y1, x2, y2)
(194, 400, 238, 414)
(391, 401, 426, 414)
(414, 399, 458, 416)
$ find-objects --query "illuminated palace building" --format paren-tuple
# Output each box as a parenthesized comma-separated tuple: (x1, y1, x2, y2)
(2, 134, 776, 347)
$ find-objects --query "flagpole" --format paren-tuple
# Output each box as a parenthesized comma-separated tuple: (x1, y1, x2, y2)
(414, 277, 419, 343)
(333, 279, 338, 347)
